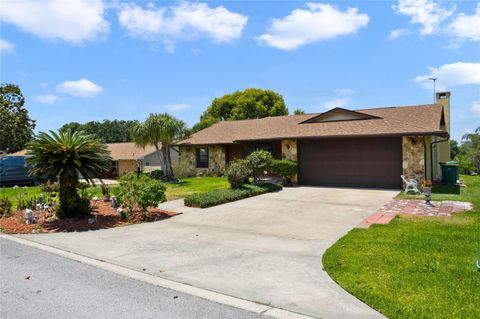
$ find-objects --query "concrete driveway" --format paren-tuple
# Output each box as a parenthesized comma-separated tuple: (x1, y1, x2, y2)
(17, 187, 397, 319)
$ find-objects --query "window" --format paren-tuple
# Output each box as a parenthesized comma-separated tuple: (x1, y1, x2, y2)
(145, 162, 150, 166)
(196, 148, 209, 168)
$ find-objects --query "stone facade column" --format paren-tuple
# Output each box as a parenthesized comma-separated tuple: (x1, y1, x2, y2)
(402, 136, 425, 182)
(281, 139, 298, 184)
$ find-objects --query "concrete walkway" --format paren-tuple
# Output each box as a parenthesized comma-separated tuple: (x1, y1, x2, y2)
(16, 187, 397, 319)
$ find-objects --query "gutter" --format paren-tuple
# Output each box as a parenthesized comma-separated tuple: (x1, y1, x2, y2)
(430, 136, 450, 181)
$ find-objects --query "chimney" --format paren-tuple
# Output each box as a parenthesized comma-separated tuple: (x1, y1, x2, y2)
(435, 91, 450, 134)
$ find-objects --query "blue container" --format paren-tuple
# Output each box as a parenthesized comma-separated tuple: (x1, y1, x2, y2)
(0, 156, 36, 186)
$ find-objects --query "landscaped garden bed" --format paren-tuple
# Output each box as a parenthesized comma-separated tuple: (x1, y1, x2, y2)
(0, 199, 177, 234)
(323, 175, 480, 319)
(184, 183, 282, 208)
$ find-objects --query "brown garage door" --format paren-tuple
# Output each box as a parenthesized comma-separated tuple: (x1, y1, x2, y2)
(298, 137, 402, 189)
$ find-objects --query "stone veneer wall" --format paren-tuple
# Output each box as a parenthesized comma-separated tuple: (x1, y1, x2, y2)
(281, 139, 298, 184)
(281, 139, 297, 161)
(402, 136, 425, 182)
(179, 145, 226, 176)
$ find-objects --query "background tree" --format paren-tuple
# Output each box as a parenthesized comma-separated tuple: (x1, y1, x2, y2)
(450, 140, 459, 159)
(455, 126, 480, 174)
(0, 84, 35, 153)
(26, 130, 112, 219)
(293, 108, 306, 115)
(132, 113, 187, 180)
(59, 119, 140, 143)
(192, 88, 288, 133)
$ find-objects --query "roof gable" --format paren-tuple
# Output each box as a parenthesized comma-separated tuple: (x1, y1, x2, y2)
(301, 108, 381, 124)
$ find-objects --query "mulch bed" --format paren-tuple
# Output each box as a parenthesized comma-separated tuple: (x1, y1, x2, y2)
(0, 200, 178, 234)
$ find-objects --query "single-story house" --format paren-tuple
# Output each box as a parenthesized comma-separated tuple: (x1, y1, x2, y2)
(13, 142, 178, 177)
(105, 142, 178, 176)
(176, 92, 452, 189)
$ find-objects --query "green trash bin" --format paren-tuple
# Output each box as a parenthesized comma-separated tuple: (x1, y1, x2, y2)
(440, 161, 459, 185)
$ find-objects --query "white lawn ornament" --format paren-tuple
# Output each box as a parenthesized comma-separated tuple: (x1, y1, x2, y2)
(401, 175, 420, 194)
(24, 209, 35, 224)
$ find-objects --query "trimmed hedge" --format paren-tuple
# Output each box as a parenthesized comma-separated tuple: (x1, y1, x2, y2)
(184, 183, 282, 208)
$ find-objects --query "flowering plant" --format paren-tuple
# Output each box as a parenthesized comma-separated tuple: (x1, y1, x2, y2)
(421, 180, 432, 188)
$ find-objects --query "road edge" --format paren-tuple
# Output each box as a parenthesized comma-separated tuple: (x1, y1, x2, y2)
(0, 234, 318, 319)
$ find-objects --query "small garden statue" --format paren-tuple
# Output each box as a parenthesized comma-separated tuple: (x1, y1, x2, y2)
(111, 196, 117, 209)
(24, 209, 35, 224)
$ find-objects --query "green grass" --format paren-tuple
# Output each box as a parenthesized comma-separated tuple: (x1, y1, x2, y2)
(165, 176, 229, 200)
(1, 177, 229, 209)
(1, 185, 111, 210)
(323, 175, 480, 319)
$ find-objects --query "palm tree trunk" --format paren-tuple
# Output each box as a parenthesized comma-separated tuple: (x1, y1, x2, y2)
(58, 176, 80, 219)
(161, 146, 172, 178)
(154, 143, 166, 174)
(166, 144, 173, 177)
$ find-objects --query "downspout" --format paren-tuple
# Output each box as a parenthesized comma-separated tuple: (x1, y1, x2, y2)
(430, 137, 449, 181)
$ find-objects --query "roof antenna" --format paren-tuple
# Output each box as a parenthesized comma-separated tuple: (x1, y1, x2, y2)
(428, 77, 437, 103)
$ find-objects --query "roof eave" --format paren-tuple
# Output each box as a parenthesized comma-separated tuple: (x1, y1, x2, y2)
(234, 131, 449, 143)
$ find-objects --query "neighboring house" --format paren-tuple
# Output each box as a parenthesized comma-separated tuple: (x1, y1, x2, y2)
(13, 142, 178, 177)
(105, 142, 178, 176)
(176, 92, 452, 189)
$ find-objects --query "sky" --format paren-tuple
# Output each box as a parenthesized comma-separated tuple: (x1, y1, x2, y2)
(0, 0, 479, 142)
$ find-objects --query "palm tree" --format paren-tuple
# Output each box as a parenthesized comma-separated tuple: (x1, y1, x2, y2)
(132, 113, 187, 180)
(26, 130, 112, 218)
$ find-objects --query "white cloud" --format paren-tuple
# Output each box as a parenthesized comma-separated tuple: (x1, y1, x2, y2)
(57, 79, 103, 98)
(335, 88, 354, 95)
(323, 98, 350, 110)
(118, 2, 248, 50)
(470, 101, 480, 115)
(164, 103, 190, 111)
(0, 0, 109, 44)
(0, 38, 15, 54)
(257, 3, 369, 51)
(388, 28, 411, 40)
(35, 94, 59, 104)
(415, 62, 480, 90)
(393, 0, 454, 35)
(449, 3, 480, 41)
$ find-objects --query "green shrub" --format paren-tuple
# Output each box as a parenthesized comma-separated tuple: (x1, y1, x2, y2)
(0, 196, 13, 217)
(116, 173, 166, 220)
(172, 160, 190, 179)
(245, 150, 273, 181)
(149, 169, 164, 180)
(184, 183, 282, 208)
(271, 160, 298, 178)
(226, 159, 251, 189)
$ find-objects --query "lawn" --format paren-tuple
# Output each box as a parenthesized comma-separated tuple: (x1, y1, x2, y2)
(323, 175, 480, 319)
(165, 176, 229, 200)
(1, 177, 229, 209)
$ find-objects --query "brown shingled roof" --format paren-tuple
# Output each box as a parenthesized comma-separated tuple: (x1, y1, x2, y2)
(177, 104, 447, 145)
(12, 142, 157, 160)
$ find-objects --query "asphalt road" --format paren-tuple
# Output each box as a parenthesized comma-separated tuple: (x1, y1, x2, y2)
(0, 238, 265, 319)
